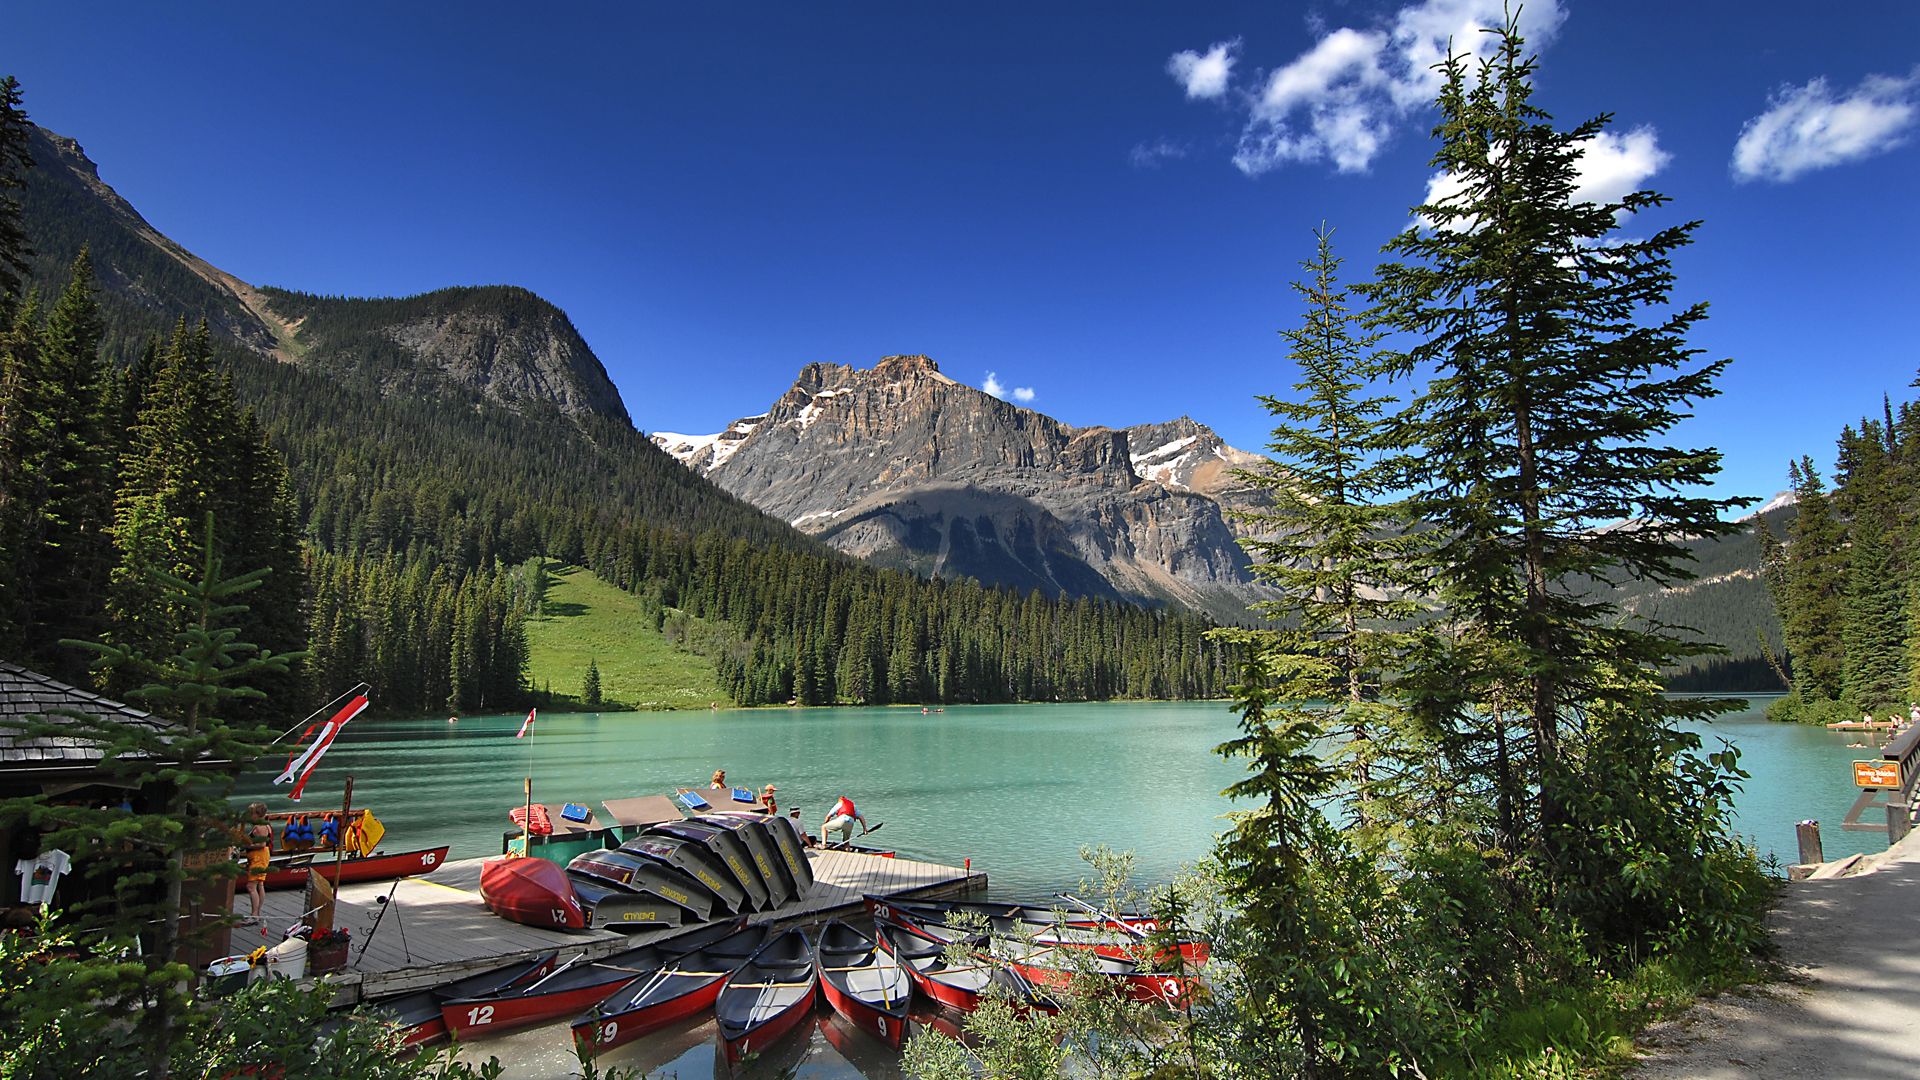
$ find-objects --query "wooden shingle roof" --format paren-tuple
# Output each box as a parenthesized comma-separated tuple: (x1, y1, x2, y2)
(0, 662, 168, 766)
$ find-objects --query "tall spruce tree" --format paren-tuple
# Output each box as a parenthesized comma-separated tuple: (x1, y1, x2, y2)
(1368, 18, 1751, 950)
(0, 75, 32, 309)
(581, 656, 602, 707)
(1226, 224, 1424, 830)
(1772, 457, 1848, 704)
(23, 251, 117, 679)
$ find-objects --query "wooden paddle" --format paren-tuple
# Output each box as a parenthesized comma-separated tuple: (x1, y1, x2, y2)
(1058, 892, 1149, 940)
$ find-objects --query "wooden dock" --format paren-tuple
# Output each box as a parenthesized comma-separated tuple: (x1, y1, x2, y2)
(237, 848, 985, 1003)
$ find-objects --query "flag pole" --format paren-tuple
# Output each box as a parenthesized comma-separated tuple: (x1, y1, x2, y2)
(522, 709, 534, 856)
(272, 682, 370, 746)
(329, 775, 354, 895)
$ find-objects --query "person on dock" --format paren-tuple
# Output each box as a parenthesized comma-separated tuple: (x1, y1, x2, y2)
(823, 796, 868, 845)
(239, 802, 272, 923)
(789, 807, 815, 847)
(761, 784, 778, 815)
(710, 768, 727, 790)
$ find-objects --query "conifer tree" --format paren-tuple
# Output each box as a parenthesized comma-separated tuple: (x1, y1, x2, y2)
(582, 656, 602, 707)
(1228, 224, 1424, 829)
(0, 75, 32, 309)
(25, 250, 116, 679)
(1368, 17, 1750, 948)
(1842, 516, 1907, 711)
(1771, 457, 1848, 705)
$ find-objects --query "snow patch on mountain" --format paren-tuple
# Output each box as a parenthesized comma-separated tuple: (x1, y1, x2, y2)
(1740, 490, 1798, 521)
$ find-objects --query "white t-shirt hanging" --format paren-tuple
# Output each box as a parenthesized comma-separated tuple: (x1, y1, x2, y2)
(16, 849, 72, 905)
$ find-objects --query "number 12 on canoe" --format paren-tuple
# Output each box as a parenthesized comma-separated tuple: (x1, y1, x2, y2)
(467, 1005, 494, 1026)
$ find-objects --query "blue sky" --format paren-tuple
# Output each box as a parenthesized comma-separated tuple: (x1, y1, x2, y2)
(11, 1, 1918, 502)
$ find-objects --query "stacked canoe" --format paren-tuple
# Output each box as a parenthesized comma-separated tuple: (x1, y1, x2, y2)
(481, 809, 817, 935)
(568, 812, 814, 932)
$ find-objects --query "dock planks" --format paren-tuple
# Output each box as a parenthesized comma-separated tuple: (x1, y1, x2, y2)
(238, 847, 984, 1003)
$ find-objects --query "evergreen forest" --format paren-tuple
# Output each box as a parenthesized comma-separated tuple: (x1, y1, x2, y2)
(1762, 388, 1920, 722)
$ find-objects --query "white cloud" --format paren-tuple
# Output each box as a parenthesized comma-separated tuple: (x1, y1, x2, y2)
(1167, 40, 1239, 100)
(1129, 138, 1187, 169)
(982, 372, 1035, 404)
(1570, 126, 1669, 205)
(1732, 70, 1919, 182)
(1179, 0, 1566, 176)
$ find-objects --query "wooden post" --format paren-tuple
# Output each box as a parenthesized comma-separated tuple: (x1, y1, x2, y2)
(1889, 803, 1911, 846)
(1796, 820, 1824, 865)
(329, 775, 354, 888)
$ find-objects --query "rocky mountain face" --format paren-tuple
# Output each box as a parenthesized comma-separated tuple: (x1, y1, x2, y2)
(20, 125, 630, 425)
(652, 355, 1273, 619)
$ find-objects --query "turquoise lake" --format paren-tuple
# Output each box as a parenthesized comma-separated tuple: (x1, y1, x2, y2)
(229, 695, 1891, 1078)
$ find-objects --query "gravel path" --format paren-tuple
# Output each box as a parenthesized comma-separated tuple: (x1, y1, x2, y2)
(1631, 830, 1920, 1079)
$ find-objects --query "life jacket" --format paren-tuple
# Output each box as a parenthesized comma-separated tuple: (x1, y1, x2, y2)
(283, 815, 313, 845)
(509, 804, 553, 836)
(829, 796, 856, 820)
(316, 814, 340, 846)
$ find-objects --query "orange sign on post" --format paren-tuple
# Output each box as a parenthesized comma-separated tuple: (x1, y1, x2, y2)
(1854, 760, 1902, 789)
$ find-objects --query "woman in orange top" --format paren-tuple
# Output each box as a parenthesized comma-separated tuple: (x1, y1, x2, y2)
(710, 768, 727, 789)
(240, 802, 272, 923)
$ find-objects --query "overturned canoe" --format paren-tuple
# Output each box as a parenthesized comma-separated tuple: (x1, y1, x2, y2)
(480, 856, 586, 930)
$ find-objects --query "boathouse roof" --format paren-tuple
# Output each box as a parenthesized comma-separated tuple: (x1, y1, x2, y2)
(0, 661, 168, 771)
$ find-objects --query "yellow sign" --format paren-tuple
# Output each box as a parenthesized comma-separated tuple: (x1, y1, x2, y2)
(1854, 760, 1902, 788)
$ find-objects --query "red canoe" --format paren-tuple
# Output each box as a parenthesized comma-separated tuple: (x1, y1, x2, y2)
(569, 924, 768, 1055)
(443, 922, 741, 1040)
(869, 896, 1208, 965)
(816, 921, 911, 1048)
(480, 856, 587, 930)
(715, 928, 818, 1064)
(263, 846, 450, 890)
(876, 925, 1059, 1014)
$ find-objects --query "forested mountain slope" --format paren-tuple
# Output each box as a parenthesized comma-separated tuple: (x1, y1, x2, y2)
(13, 121, 1230, 709)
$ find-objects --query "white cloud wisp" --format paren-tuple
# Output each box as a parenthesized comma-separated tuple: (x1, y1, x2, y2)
(1732, 70, 1919, 182)
(1168, 0, 1566, 176)
(982, 372, 1036, 404)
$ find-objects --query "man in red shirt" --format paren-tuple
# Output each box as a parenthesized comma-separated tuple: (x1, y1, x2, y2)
(822, 796, 868, 845)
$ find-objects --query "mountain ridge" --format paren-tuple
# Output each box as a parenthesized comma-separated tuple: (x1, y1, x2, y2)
(21, 124, 630, 425)
(651, 354, 1273, 620)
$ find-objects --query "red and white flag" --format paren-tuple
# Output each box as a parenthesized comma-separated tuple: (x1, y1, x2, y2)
(274, 694, 369, 801)
(516, 708, 537, 739)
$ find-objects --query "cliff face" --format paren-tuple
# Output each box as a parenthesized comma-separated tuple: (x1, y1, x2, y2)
(653, 355, 1271, 618)
(259, 286, 633, 425)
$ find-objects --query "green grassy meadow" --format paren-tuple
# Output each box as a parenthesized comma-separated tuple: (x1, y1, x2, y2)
(523, 564, 726, 710)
